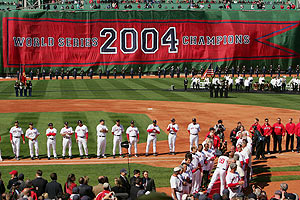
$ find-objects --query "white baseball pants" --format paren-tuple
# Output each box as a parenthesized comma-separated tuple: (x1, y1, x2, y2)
(11, 137, 20, 157)
(128, 137, 138, 155)
(62, 138, 72, 157)
(190, 134, 199, 150)
(207, 168, 226, 195)
(77, 137, 88, 156)
(191, 170, 201, 193)
(168, 134, 176, 152)
(29, 139, 39, 157)
(146, 135, 157, 154)
(172, 192, 182, 200)
(113, 136, 122, 155)
(97, 137, 106, 157)
(47, 139, 57, 158)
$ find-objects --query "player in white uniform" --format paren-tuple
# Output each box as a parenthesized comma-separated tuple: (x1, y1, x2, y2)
(112, 119, 124, 158)
(206, 155, 229, 195)
(25, 122, 40, 160)
(75, 120, 89, 159)
(146, 120, 160, 156)
(126, 121, 139, 157)
(96, 119, 108, 158)
(226, 163, 243, 198)
(46, 123, 58, 160)
(170, 167, 183, 200)
(180, 162, 192, 194)
(187, 118, 201, 150)
(60, 122, 73, 159)
(167, 118, 179, 155)
(9, 121, 25, 160)
(190, 146, 202, 193)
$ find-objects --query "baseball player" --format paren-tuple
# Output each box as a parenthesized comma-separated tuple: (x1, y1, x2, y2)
(226, 163, 243, 198)
(187, 118, 201, 150)
(112, 119, 124, 158)
(146, 120, 160, 156)
(96, 119, 108, 159)
(75, 120, 89, 159)
(25, 122, 40, 160)
(190, 146, 201, 193)
(126, 120, 139, 157)
(46, 123, 58, 160)
(206, 154, 229, 196)
(9, 121, 25, 160)
(167, 118, 179, 155)
(60, 122, 73, 159)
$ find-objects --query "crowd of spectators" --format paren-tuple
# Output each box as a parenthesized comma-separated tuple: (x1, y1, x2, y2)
(0, 169, 156, 200)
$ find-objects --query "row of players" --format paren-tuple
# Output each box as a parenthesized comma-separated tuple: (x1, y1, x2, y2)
(5, 118, 195, 160)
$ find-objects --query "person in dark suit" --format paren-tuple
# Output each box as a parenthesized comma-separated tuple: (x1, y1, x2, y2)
(7, 170, 18, 190)
(142, 171, 156, 192)
(45, 173, 62, 199)
(32, 170, 48, 197)
(0, 172, 6, 197)
(77, 177, 95, 199)
(130, 178, 144, 200)
(130, 170, 140, 186)
(119, 168, 130, 195)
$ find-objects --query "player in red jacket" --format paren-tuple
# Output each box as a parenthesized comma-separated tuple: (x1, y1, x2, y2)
(261, 118, 273, 154)
(286, 118, 296, 152)
(295, 119, 300, 153)
(249, 118, 262, 136)
(273, 118, 285, 153)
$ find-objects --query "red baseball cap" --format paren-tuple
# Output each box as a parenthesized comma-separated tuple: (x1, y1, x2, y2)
(9, 170, 18, 175)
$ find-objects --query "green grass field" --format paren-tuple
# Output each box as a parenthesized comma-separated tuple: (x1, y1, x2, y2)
(0, 111, 167, 158)
(1, 77, 300, 110)
(0, 77, 300, 191)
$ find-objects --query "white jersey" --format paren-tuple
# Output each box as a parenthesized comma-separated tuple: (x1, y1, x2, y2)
(10, 126, 23, 137)
(217, 156, 229, 170)
(226, 172, 241, 193)
(126, 126, 139, 137)
(75, 125, 88, 138)
(187, 123, 201, 135)
(112, 124, 124, 136)
(191, 154, 200, 170)
(202, 149, 214, 170)
(46, 128, 57, 140)
(212, 78, 220, 85)
(96, 124, 108, 137)
(244, 79, 249, 87)
(167, 123, 179, 134)
(25, 128, 40, 140)
(147, 124, 160, 136)
(276, 78, 282, 86)
(259, 77, 265, 84)
(170, 175, 183, 191)
(60, 127, 73, 139)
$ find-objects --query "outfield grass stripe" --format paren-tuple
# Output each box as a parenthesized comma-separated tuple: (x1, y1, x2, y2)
(136, 80, 170, 101)
(59, 79, 78, 99)
(87, 80, 112, 99)
(118, 79, 148, 99)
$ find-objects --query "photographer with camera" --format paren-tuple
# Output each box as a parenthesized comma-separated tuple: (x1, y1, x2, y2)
(230, 122, 243, 146)
(214, 120, 226, 144)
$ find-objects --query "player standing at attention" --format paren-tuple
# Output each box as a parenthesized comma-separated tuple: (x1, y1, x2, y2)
(187, 118, 201, 150)
(286, 118, 296, 152)
(112, 120, 124, 158)
(273, 118, 285, 154)
(46, 123, 58, 160)
(60, 122, 73, 159)
(167, 118, 179, 155)
(25, 122, 40, 160)
(126, 121, 140, 157)
(96, 119, 108, 159)
(146, 120, 160, 156)
(75, 120, 89, 159)
(9, 121, 25, 160)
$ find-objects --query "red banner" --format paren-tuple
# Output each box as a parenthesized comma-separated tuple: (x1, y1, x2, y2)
(3, 17, 300, 68)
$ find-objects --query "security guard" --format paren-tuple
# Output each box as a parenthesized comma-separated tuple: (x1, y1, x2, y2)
(27, 81, 32, 97)
(61, 69, 65, 80)
(73, 68, 77, 79)
(80, 69, 84, 79)
(138, 67, 142, 79)
(14, 81, 19, 97)
(184, 78, 188, 91)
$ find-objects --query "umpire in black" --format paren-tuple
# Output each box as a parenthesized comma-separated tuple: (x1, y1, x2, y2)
(253, 126, 266, 160)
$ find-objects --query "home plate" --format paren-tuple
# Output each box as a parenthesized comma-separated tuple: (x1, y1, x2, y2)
(147, 108, 153, 110)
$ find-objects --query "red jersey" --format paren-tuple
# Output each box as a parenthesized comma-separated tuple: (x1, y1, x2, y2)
(286, 123, 296, 135)
(273, 123, 285, 136)
(96, 190, 110, 200)
(295, 123, 300, 137)
(261, 123, 272, 136)
(205, 132, 220, 148)
(250, 123, 262, 134)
